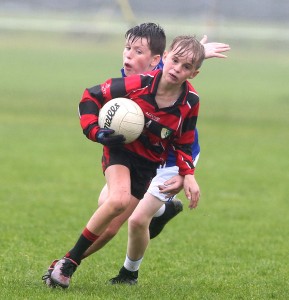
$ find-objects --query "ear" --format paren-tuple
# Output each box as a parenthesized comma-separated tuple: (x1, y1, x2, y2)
(162, 51, 168, 63)
(150, 54, 161, 68)
(188, 70, 199, 79)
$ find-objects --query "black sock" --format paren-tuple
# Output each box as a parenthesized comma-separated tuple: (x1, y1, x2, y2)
(149, 201, 181, 239)
(156, 201, 176, 221)
(120, 266, 138, 278)
(66, 227, 98, 265)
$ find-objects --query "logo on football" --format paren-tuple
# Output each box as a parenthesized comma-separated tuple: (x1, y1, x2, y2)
(99, 98, 145, 144)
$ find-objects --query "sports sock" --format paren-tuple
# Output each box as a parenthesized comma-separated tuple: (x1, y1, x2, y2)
(153, 204, 165, 217)
(155, 201, 176, 222)
(149, 200, 183, 239)
(124, 254, 143, 272)
(66, 227, 99, 265)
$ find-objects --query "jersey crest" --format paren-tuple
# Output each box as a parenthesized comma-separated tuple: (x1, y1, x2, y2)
(161, 128, 173, 139)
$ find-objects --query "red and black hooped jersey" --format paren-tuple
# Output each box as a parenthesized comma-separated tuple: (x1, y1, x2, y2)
(78, 70, 199, 175)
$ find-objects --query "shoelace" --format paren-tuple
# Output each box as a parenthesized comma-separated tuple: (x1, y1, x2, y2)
(41, 273, 50, 280)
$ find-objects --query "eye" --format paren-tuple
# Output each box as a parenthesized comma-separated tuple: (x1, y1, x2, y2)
(184, 64, 192, 70)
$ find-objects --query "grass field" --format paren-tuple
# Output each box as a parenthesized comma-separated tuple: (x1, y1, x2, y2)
(1, 31, 289, 299)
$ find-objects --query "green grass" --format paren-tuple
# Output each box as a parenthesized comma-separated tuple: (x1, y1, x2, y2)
(1, 31, 289, 299)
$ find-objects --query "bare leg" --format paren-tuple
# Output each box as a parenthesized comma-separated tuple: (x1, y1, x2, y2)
(107, 193, 163, 284)
(86, 165, 131, 235)
(48, 165, 135, 288)
(127, 192, 163, 260)
(83, 186, 138, 258)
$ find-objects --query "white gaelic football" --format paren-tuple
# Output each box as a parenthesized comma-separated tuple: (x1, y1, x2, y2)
(98, 98, 145, 144)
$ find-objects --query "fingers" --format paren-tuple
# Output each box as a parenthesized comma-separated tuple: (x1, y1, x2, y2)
(200, 34, 208, 45)
(188, 195, 200, 209)
(99, 128, 115, 135)
(163, 178, 176, 186)
(214, 53, 228, 58)
(186, 190, 200, 209)
(158, 185, 177, 197)
(158, 184, 166, 191)
(215, 46, 231, 53)
(158, 184, 182, 195)
(204, 42, 231, 59)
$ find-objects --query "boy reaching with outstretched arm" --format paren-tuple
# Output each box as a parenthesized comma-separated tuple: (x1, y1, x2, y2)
(42, 23, 230, 288)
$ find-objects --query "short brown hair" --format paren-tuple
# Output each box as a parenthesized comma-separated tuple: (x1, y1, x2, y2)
(169, 35, 205, 70)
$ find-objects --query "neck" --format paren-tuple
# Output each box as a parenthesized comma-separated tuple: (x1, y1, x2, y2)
(155, 81, 182, 108)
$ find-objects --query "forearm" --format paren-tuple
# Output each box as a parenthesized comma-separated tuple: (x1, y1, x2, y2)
(79, 89, 102, 142)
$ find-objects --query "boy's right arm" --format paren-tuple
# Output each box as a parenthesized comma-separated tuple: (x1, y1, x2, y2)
(78, 87, 103, 142)
(78, 81, 126, 144)
(79, 73, 154, 144)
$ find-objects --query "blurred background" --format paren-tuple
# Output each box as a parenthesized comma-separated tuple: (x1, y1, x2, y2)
(1, 1, 289, 298)
(1, 0, 289, 45)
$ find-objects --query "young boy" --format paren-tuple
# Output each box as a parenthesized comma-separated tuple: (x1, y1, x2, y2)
(42, 23, 230, 288)
(81, 23, 229, 251)
(109, 35, 206, 285)
(48, 34, 205, 289)
(82, 23, 230, 248)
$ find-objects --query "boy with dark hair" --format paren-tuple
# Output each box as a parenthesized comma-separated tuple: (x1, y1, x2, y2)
(42, 23, 229, 288)
(48, 34, 205, 289)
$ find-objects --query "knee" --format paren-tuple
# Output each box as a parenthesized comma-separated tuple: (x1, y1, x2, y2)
(128, 215, 146, 232)
(107, 196, 130, 216)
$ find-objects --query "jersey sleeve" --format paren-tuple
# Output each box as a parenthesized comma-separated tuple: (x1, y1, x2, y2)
(172, 99, 200, 176)
(78, 75, 142, 142)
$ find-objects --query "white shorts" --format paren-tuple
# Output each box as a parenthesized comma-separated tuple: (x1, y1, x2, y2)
(147, 166, 179, 202)
(147, 153, 200, 202)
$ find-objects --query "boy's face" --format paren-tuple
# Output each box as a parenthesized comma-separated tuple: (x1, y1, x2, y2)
(123, 36, 161, 77)
(162, 46, 199, 85)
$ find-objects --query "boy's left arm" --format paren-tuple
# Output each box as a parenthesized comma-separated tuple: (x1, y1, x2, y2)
(183, 174, 200, 209)
(172, 97, 201, 207)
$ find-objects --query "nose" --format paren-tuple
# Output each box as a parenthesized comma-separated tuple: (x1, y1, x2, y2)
(174, 63, 181, 73)
(124, 48, 132, 59)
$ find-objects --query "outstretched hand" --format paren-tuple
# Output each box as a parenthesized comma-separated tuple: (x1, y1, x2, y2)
(201, 35, 231, 59)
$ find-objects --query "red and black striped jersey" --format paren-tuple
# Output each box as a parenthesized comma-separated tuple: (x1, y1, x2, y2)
(79, 70, 199, 175)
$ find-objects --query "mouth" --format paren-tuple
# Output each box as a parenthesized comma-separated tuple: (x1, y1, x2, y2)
(124, 62, 132, 70)
(168, 72, 178, 81)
